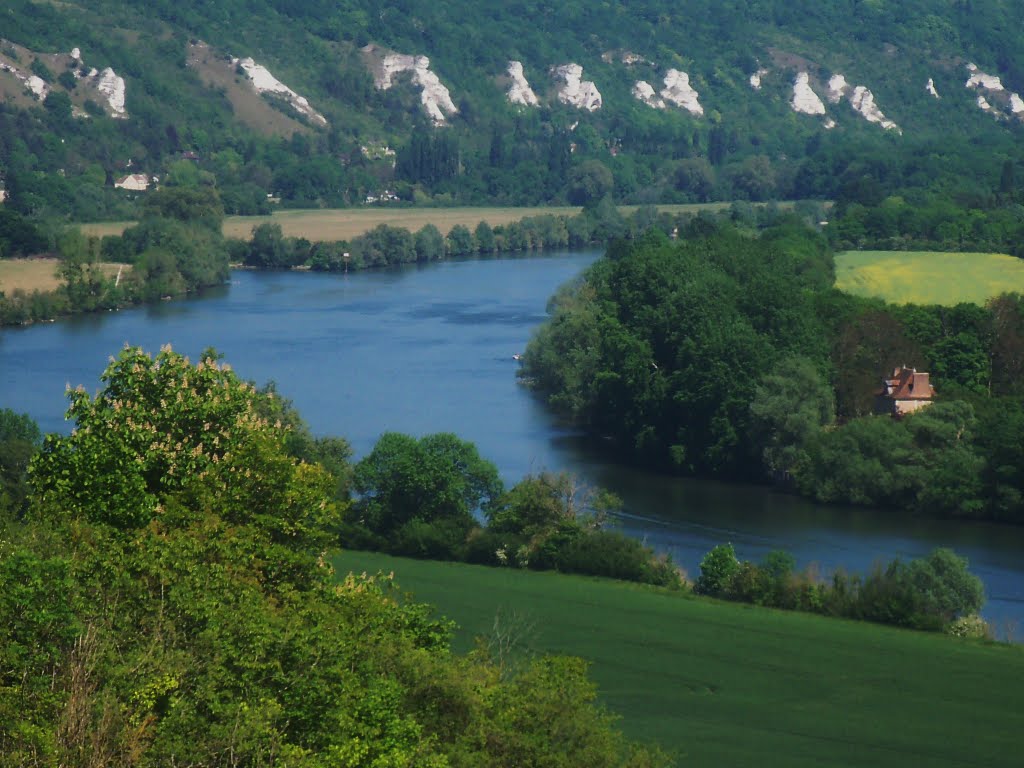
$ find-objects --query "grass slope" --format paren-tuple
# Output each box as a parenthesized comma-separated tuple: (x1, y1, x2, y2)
(334, 551, 1023, 768)
(835, 251, 1024, 305)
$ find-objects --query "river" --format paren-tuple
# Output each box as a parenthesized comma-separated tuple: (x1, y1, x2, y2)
(2, 251, 1023, 636)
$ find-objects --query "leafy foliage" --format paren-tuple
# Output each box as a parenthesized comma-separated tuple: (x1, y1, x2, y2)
(0, 409, 40, 518)
(525, 219, 1024, 521)
(0, 347, 667, 766)
(523, 222, 834, 477)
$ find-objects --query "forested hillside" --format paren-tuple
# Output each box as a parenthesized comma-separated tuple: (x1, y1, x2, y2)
(1, 0, 1023, 221)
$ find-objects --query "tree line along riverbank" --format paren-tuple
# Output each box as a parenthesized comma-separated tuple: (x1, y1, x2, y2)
(1, 194, 806, 327)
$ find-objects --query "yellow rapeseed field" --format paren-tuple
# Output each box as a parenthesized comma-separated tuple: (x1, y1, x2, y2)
(835, 250, 1024, 305)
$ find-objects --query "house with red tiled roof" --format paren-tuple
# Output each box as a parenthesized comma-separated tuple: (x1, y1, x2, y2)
(875, 366, 935, 416)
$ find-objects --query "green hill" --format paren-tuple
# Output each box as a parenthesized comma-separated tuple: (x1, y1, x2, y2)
(1, 0, 1023, 220)
(335, 550, 1024, 768)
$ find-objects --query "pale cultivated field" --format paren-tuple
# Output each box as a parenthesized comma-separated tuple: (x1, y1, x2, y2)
(835, 250, 1024, 306)
(0, 259, 128, 293)
(78, 202, 742, 242)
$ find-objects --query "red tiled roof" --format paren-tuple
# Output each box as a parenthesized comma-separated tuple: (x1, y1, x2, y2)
(878, 367, 934, 400)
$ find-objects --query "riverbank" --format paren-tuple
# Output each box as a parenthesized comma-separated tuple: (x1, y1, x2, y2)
(5, 263, 1023, 633)
(77, 202, 774, 241)
(334, 550, 1024, 767)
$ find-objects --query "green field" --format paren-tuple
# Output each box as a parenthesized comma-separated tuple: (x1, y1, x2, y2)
(334, 551, 1023, 768)
(76, 202, 754, 242)
(835, 250, 1024, 305)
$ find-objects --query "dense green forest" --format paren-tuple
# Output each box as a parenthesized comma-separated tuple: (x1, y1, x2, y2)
(522, 221, 1024, 522)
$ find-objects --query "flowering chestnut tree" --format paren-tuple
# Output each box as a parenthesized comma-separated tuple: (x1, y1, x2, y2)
(31, 345, 341, 552)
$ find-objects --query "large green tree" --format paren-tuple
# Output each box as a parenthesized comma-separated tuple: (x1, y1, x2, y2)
(352, 432, 503, 554)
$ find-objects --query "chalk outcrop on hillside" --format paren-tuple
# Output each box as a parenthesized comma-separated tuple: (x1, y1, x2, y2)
(827, 74, 848, 103)
(791, 72, 825, 115)
(965, 63, 1024, 121)
(366, 47, 458, 125)
(661, 69, 703, 116)
(632, 81, 664, 109)
(0, 58, 49, 101)
(823, 72, 899, 132)
(506, 61, 539, 107)
(551, 64, 602, 111)
(966, 64, 1004, 92)
(749, 68, 768, 90)
(234, 57, 327, 126)
(96, 67, 127, 118)
(0, 45, 127, 118)
(849, 86, 899, 132)
(926, 78, 940, 98)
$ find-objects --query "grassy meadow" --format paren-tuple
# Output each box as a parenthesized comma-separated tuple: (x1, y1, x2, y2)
(0, 258, 127, 293)
(76, 202, 742, 242)
(334, 551, 1023, 768)
(835, 250, 1024, 305)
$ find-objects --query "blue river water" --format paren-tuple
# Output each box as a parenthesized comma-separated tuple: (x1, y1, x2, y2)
(2, 251, 1023, 637)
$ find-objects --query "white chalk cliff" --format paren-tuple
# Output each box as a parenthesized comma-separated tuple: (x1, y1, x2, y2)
(26, 74, 49, 100)
(551, 64, 602, 111)
(749, 68, 768, 90)
(0, 47, 127, 117)
(965, 63, 1023, 120)
(824, 72, 899, 132)
(234, 57, 327, 126)
(791, 72, 825, 115)
(926, 78, 940, 98)
(95, 67, 127, 118)
(849, 86, 900, 132)
(632, 81, 664, 109)
(506, 61, 539, 107)
(827, 74, 848, 104)
(370, 50, 458, 124)
(966, 64, 1003, 91)
(660, 69, 703, 116)
(0, 59, 49, 101)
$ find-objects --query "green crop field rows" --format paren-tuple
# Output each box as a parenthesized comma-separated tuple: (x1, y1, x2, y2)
(835, 250, 1024, 306)
(334, 551, 1024, 768)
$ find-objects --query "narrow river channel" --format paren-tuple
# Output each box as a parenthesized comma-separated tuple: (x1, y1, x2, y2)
(3, 251, 1023, 636)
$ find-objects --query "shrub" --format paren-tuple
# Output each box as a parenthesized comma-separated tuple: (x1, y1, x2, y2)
(945, 614, 991, 639)
(463, 528, 524, 567)
(390, 518, 468, 560)
(555, 530, 681, 587)
(695, 543, 740, 596)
